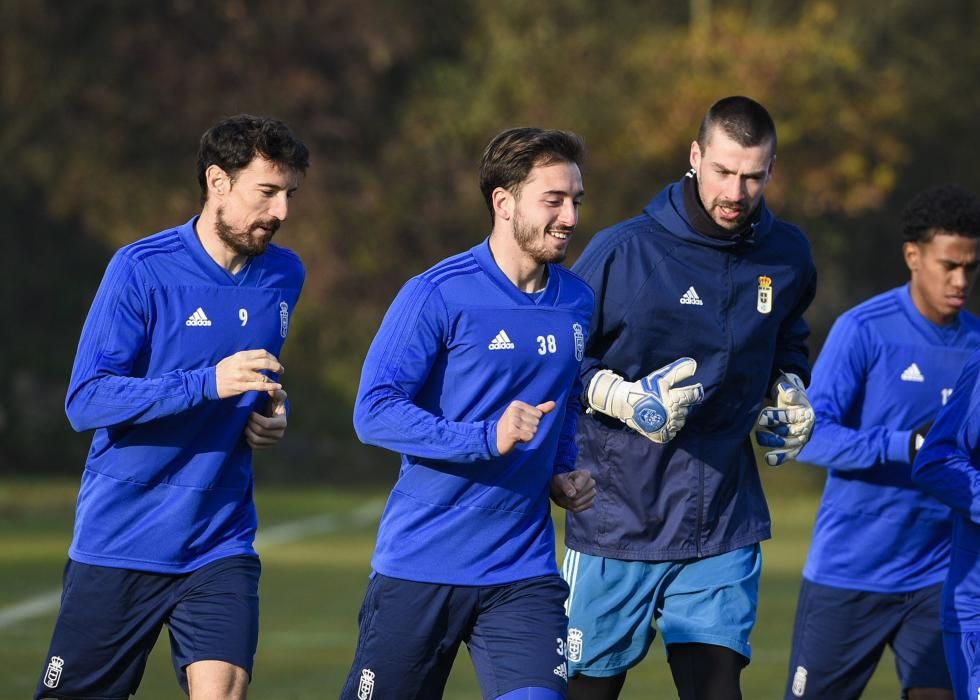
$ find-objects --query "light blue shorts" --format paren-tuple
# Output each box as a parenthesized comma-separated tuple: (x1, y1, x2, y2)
(561, 545, 761, 678)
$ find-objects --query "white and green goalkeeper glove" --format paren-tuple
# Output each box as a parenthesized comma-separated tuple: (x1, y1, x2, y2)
(755, 372, 815, 467)
(587, 357, 704, 443)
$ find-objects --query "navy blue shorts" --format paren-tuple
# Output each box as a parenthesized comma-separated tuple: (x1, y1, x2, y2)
(943, 630, 980, 700)
(341, 573, 570, 699)
(35, 555, 260, 699)
(785, 579, 950, 699)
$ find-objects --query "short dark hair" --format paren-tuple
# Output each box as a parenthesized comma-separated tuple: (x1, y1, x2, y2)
(480, 127, 585, 223)
(696, 96, 777, 155)
(197, 114, 310, 204)
(902, 184, 980, 243)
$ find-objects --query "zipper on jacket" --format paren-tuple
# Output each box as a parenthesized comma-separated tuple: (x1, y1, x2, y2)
(697, 254, 736, 558)
(696, 459, 704, 558)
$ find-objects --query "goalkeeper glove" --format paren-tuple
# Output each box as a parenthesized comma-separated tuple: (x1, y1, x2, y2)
(587, 357, 704, 443)
(755, 372, 814, 467)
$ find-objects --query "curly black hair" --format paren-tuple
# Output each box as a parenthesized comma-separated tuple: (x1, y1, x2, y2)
(197, 114, 309, 204)
(901, 184, 980, 242)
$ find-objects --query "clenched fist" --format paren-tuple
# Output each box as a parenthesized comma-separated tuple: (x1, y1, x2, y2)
(495, 400, 556, 456)
(245, 389, 288, 449)
(550, 469, 596, 513)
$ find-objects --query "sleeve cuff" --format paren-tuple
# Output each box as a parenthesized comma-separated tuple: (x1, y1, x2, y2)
(486, 420, 501, 458)
(886, 429, 912, 464)
(580, 368, 599, 406)
(552, 462, 573, 475)
(204, 366, 220, 401)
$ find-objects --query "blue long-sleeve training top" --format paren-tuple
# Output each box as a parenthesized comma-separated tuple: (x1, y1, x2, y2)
(354, 238, 594, 585)
(66, 217, 304, 573)
(914, 349, 980, 631)
(799, 285, 980, 593)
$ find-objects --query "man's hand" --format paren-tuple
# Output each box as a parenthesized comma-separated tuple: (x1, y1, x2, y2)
(550, 469, 596, 513)
(587, 358, 704, 443)
(216, 350, 284, 399)
(755, 373, 814, 467)
(245, 389, 288, 449)
(496, 400, 556, 456)
(909, 420, 934, 462)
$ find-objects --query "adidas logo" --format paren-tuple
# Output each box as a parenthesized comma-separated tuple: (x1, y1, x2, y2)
(185, 307, 212, 327)
(679, 286, 703, 306)
(488, 329, 515, 350)
(901, 363, 924, 382)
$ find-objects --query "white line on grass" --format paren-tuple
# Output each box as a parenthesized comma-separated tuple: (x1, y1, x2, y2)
(0, 499, 384, 630)
(0, 592, 63, 630)
(255, 499, 382, 548)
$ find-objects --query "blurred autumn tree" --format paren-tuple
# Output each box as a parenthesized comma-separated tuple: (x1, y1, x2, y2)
(3, 0, 979, 479)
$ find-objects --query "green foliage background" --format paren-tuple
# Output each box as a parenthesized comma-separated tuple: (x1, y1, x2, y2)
(4, 0, 980, 480)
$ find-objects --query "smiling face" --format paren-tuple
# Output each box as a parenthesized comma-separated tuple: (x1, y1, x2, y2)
(503, 159, 584, 265)
(207, 156, 300, 258)
(905, 231, 980, 325)
(690, 125, 774, 230)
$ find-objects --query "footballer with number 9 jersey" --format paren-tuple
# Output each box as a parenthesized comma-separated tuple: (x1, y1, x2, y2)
(341, 128, 596, 700)
(35, 115, 308, 700)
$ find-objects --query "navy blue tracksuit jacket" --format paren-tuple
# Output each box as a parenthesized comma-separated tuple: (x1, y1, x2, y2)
(566, 174, 816, 561)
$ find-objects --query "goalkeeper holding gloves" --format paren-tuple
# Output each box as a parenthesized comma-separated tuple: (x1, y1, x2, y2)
(587, 357, 704, 443)
(754, 372, 815, 466)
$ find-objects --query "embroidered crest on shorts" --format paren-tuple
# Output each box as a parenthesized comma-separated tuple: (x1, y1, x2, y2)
(791, 665, 807, 697)
(279, 301, 290, 338)
(43, 656, 65, 689)
(566, 628, 584, 662)
(573, 323, 585, 361)
(357, 668, 375, 700)
(757, 276, 773, 314)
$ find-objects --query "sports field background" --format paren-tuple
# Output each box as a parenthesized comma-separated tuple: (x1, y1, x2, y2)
(1, 472, 904, 699)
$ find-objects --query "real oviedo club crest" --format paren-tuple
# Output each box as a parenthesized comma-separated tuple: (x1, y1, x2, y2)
(572, 323, 584, 361)
(279, 301, 289, 338)
(757, 276, 773, 314)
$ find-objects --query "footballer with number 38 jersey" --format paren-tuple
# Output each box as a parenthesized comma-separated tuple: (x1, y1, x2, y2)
(357, 237, 593, 585)
(342, 128, 595, 700)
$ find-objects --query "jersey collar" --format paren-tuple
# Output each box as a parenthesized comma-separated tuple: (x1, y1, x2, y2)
(177, 216, 253, 286)
(900, 283, 962, 343)
(471, 237, 561, 307)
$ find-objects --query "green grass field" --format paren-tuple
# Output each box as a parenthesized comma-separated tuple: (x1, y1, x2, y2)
(0, 476, 905, 699)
